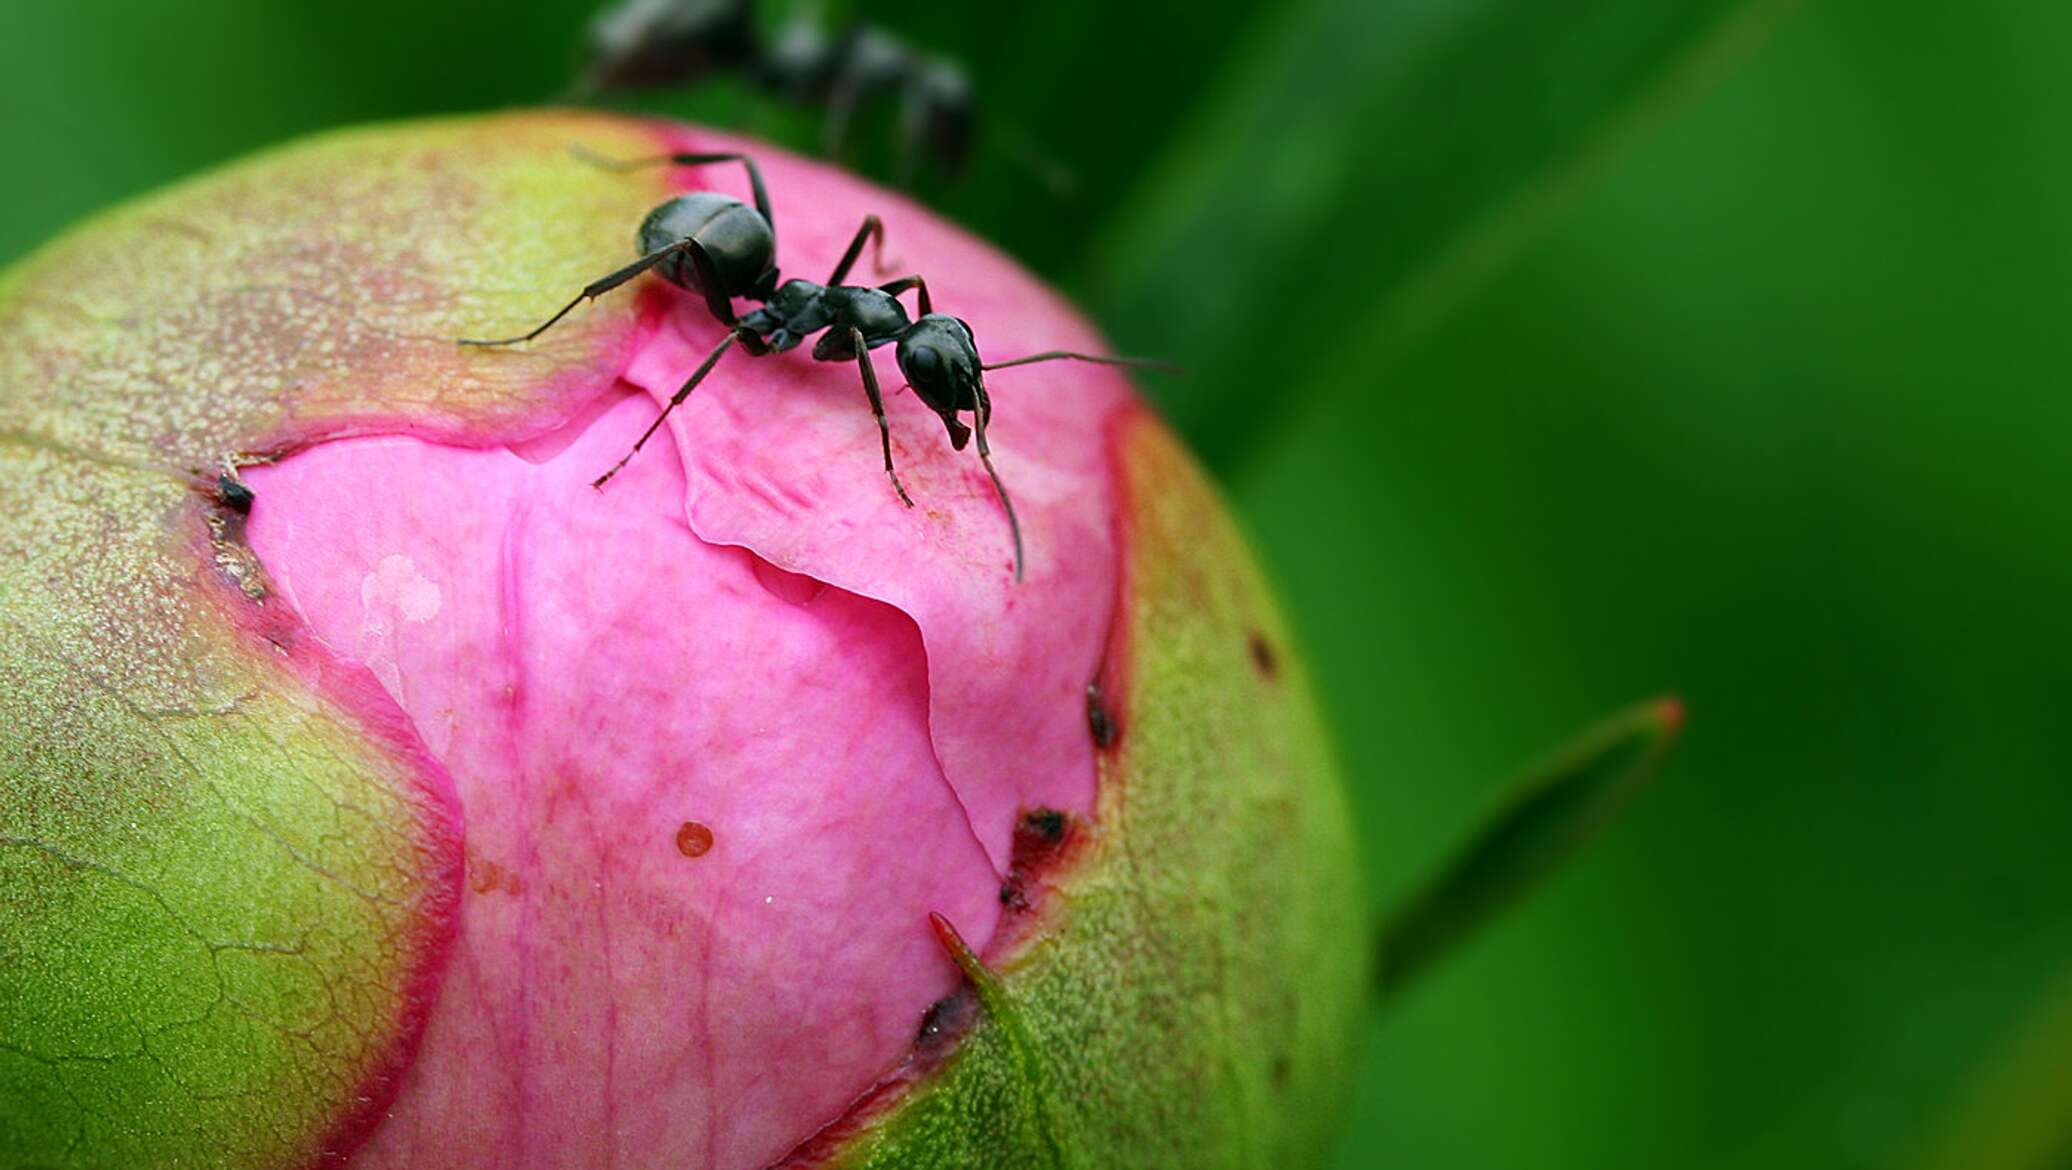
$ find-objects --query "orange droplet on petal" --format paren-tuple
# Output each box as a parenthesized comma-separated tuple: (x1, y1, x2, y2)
(676, 820, 715, 858)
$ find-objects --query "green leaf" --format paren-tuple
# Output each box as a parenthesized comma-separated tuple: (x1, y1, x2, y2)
(1090, 0, 1800, 472)
(1374, 697, 1683, 1001)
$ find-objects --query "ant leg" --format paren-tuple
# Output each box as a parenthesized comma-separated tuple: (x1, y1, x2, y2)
(679, 237, 750, 332)
(981, 350, 1180, 374)
(877, 274, 933, 317)
(458, 237, 706, 346)
(968, 382, 1025, 583)
(571, 147, 777, 245)
(846, 326, 914, 508)
(894, 91, 924, 188)
(593, 328, 747, 489)
(822, 26, 908, 162)
(895, 56, 973, 184)
(825, 215, 895, 284)
(895, 66, 972, 186)
(823, 74, 863, 162)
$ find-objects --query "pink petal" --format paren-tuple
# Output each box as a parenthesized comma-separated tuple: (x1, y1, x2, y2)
(633, 126, 1135, 873)
(242, 129, 1137, 1170)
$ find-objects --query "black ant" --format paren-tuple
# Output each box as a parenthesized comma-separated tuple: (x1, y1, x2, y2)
(459, 151, 1163, 582)
(576, 0, 976, 183)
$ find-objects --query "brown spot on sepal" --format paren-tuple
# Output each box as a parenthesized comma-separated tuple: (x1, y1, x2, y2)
(675, 820, 715, 858)
(997, 805, 1086, 915)
(201, 469, 270, 602)
(1248, 630, 1279, 680)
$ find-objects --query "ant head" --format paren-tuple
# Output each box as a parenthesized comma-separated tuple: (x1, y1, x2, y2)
(214, 473, 254, 515)
(897, 314, 981, 449)
(637, 192, 776, 301)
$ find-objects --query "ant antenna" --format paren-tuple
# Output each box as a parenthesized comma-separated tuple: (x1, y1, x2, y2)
(968, 384, 1024, 583)
(981, 351, 1181, 374)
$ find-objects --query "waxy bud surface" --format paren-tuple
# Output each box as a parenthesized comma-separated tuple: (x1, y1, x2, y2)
(0, 113, 1364, 1170)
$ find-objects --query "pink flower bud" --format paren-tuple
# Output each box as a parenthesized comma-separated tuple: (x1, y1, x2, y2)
(0, 114, 1363, 1170)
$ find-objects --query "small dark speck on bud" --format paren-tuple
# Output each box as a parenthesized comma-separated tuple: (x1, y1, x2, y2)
(1248, 631, 1279, 679)
(913, 990, 976, 1052)
(916, 996, 953, 1043)
(1022, 807, 1066, 843)
(1086, 683, 1117, 749)
(217, 474, 255, 515)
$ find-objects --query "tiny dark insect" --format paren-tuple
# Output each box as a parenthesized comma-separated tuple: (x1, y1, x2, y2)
(215, 473, 255, 515)
(459, 150, 1168, 582)
(576, 0, 977, 184)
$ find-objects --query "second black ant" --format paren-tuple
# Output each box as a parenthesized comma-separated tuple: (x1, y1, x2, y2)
(460, 150, 1165, 582)
(577, 0, 977, 184)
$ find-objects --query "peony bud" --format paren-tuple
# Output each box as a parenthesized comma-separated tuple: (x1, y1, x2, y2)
(0, 113, 1364, 1169)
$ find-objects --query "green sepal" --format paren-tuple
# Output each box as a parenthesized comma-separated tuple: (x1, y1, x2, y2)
(0, 113, 673, 1170)
(799, 412, 1367, 1170)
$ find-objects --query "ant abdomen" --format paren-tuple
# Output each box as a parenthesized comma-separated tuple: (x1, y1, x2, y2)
(637, 192, 773, 297)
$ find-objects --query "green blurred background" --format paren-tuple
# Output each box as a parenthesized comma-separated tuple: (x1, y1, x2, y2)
(5, 1, 2067, 1166)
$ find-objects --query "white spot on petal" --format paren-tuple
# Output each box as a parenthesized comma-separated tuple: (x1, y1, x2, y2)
(364, 554, 443, 623)
(355, 554, 443, 722)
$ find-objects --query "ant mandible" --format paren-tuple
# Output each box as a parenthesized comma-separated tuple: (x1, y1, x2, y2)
(459, 150, 1163, 582)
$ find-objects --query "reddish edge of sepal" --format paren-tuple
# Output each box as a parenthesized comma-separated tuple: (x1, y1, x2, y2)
(757, 405, 1164, 1170)
(187, 490, 467, 1170)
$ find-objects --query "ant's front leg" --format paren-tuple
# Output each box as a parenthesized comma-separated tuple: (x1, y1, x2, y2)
(845, 326, 915, 508)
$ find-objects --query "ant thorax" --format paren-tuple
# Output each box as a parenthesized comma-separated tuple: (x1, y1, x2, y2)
(741, 280, 911, 354)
